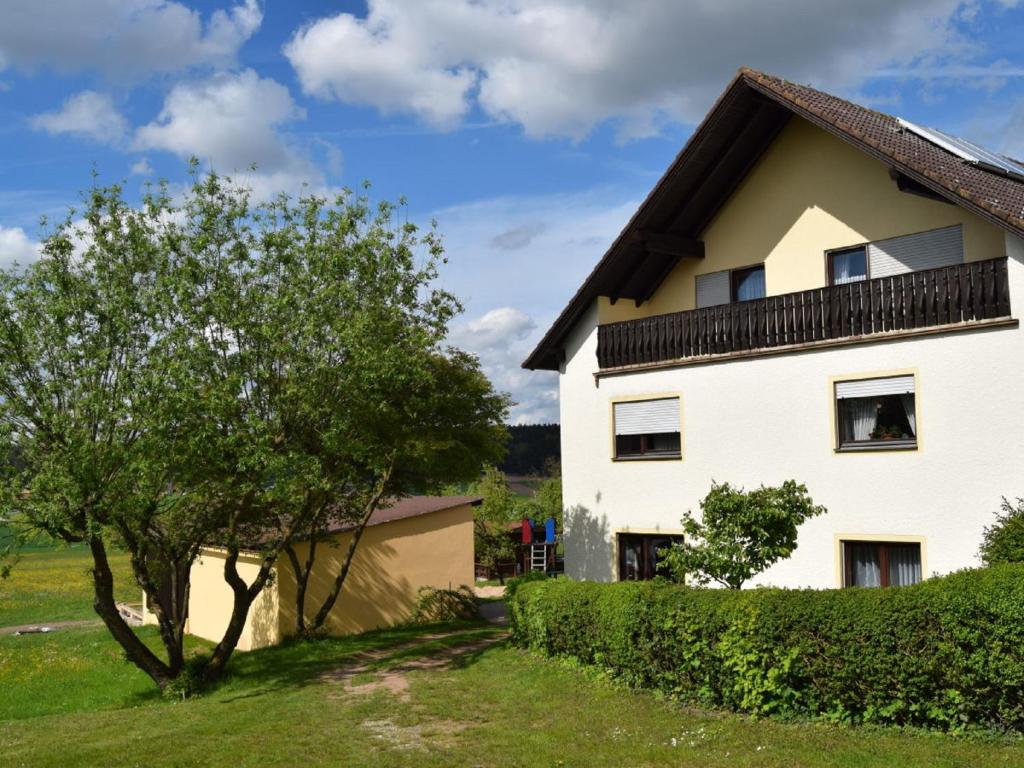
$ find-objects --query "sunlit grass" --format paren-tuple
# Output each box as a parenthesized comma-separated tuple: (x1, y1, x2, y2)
(0, 545, 134, 627)
(1, 548, 1021, 767)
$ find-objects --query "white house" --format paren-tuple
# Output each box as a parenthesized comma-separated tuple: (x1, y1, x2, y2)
(524, 68, 1024, 589)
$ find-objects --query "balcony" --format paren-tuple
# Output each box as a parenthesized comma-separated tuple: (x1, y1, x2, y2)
(596, 257, 1011, 370)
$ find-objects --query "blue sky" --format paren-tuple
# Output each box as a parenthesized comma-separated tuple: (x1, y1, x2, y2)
(1, 1, 1024, 423)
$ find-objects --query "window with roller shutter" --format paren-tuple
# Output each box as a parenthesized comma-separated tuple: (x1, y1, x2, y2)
(613, 397, 681, 459)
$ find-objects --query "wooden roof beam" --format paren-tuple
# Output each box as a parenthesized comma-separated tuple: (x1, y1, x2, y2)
(670, 101, 789, 234)
(631, 230, 705, 258)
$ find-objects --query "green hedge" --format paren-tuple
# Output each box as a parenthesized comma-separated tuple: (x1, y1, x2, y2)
(509, 565, 1024, 732)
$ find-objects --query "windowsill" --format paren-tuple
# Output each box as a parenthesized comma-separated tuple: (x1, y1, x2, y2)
(613, 453, 683, 462)
(836, 440, 917, 453)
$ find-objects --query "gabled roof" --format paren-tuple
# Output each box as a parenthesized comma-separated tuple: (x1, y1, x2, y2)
(523, 68, 1024, 371)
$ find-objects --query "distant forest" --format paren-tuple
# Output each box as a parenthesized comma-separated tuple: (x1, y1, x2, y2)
(500, 424, 560, 476)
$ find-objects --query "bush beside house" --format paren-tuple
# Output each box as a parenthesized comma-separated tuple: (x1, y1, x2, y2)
(509, 566, 1024, 732)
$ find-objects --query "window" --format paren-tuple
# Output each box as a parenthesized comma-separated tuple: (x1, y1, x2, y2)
(829, 246, 868, 285)
(696, 264, 766, 308)
(696, 271, 730, 308)
(613, 397, 681, 459)
(618, 533, 683, 581)
(731, 264, 766, 301)
(843, 541, 922, 587)
(867, 225, 963, 278)
(835, 375, 917, 450)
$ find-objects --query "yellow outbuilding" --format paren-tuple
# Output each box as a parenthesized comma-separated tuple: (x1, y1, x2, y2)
(144, 496, 479, 650)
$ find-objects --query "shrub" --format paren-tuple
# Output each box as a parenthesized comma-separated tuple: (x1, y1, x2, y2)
(661, 480, 826, 588)
(411, 585, 478, 623)
(509, 566, 1024, 732)
(504, 570, 550, 602)
(980, 497, 1024, 565)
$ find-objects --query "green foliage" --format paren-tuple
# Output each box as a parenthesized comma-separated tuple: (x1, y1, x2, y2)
(0, 166, 509, 687)
(979, 497, 1024, 565)
(509, 565, 1024, 732)
(528, 461, 563, 530)
(504, 569, 550, 602)
(662, 481, 825, 589)
(161, 656, 211, 701)
(472, 467, 520, 583)
(410, 585, 478, 623)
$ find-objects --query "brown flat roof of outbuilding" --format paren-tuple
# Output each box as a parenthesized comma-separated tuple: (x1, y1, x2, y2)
(323, 495, 482, 535)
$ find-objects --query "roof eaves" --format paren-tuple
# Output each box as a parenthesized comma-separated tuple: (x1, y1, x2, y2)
(521, 68, 753, 371)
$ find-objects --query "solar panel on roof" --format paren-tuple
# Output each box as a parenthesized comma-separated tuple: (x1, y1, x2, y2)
(897, 118, 1024, 182)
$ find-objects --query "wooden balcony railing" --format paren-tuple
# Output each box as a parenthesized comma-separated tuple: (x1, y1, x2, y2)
(597, 256, 1011, 369)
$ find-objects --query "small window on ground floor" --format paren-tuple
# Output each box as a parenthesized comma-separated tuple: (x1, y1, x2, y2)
(835, 374, 917, 450)
(613, 397, 681, 460)
(843, 540, 922, 587)
(618, 533, 683, 581)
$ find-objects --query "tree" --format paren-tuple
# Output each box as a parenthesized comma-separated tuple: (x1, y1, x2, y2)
(528, 459, 563, 532)
(0, 178, 204, 688)
(0, 167, 508, 690)
(285, 352, 508, 636)
(661, 481, 826, 589)
(979, 497, 1024, 565)
(160, 173, 507, 672)
(473, 466, 520, 585)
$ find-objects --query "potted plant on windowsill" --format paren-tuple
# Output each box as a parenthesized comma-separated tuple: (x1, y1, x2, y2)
(870, 425, 903, 441)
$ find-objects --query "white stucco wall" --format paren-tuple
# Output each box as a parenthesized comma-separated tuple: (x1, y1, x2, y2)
(560, 233, 1024, 588)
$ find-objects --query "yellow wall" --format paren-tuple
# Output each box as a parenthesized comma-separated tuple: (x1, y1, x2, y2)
(184, 548, 280, 652)
(598, 116, 1007, 324)
(276, 503, 475, 641)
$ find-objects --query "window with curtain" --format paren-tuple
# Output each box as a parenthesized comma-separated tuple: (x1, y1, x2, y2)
(835, 375, 917, 450)
(829, 246, 868, 285)
(843, 541, 922, 587)
(613, 397, 681, 459)
(731, 264, 766, 301)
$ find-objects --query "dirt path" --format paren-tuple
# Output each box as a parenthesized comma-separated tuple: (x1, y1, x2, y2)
(0, 619, 102, 636)
(321, 627, 507, 703)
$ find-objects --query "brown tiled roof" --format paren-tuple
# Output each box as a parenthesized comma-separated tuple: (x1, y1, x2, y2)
(741, 69, 1024, 231)
(523, 68, 1024, 371)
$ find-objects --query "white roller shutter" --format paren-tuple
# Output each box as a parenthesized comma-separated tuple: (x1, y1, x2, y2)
(867, 225, 963, 278)
(696, 270, 730, 308)
(835, 375, 914, 399)
(614, 398, 679, 435)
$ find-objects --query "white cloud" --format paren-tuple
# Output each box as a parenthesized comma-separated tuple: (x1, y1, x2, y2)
(455, 307, 536, 349)
(0, 226, 41, 267)
(285, 0, 969, 139)
(435, 188, 639, 423)
(130, 158, 154, 176)
(449, 307, 557, 425)
(31, 91, 128, 145)
(0, 0, 261, 80)
(134, 69, 326, 198)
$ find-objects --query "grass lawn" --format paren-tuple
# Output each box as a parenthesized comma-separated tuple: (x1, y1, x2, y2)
(0, 544, 134, 627)
(1, 550, 1022, 767)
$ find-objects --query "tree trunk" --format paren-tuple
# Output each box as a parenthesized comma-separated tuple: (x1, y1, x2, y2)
(309, 475, 392, 632)
(129, 551, 187, 675)
(202, 544, 270, 683)
(284, 539, 317, 636)
(89, 536, 174, 690)
(118, 520, 192, 677)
